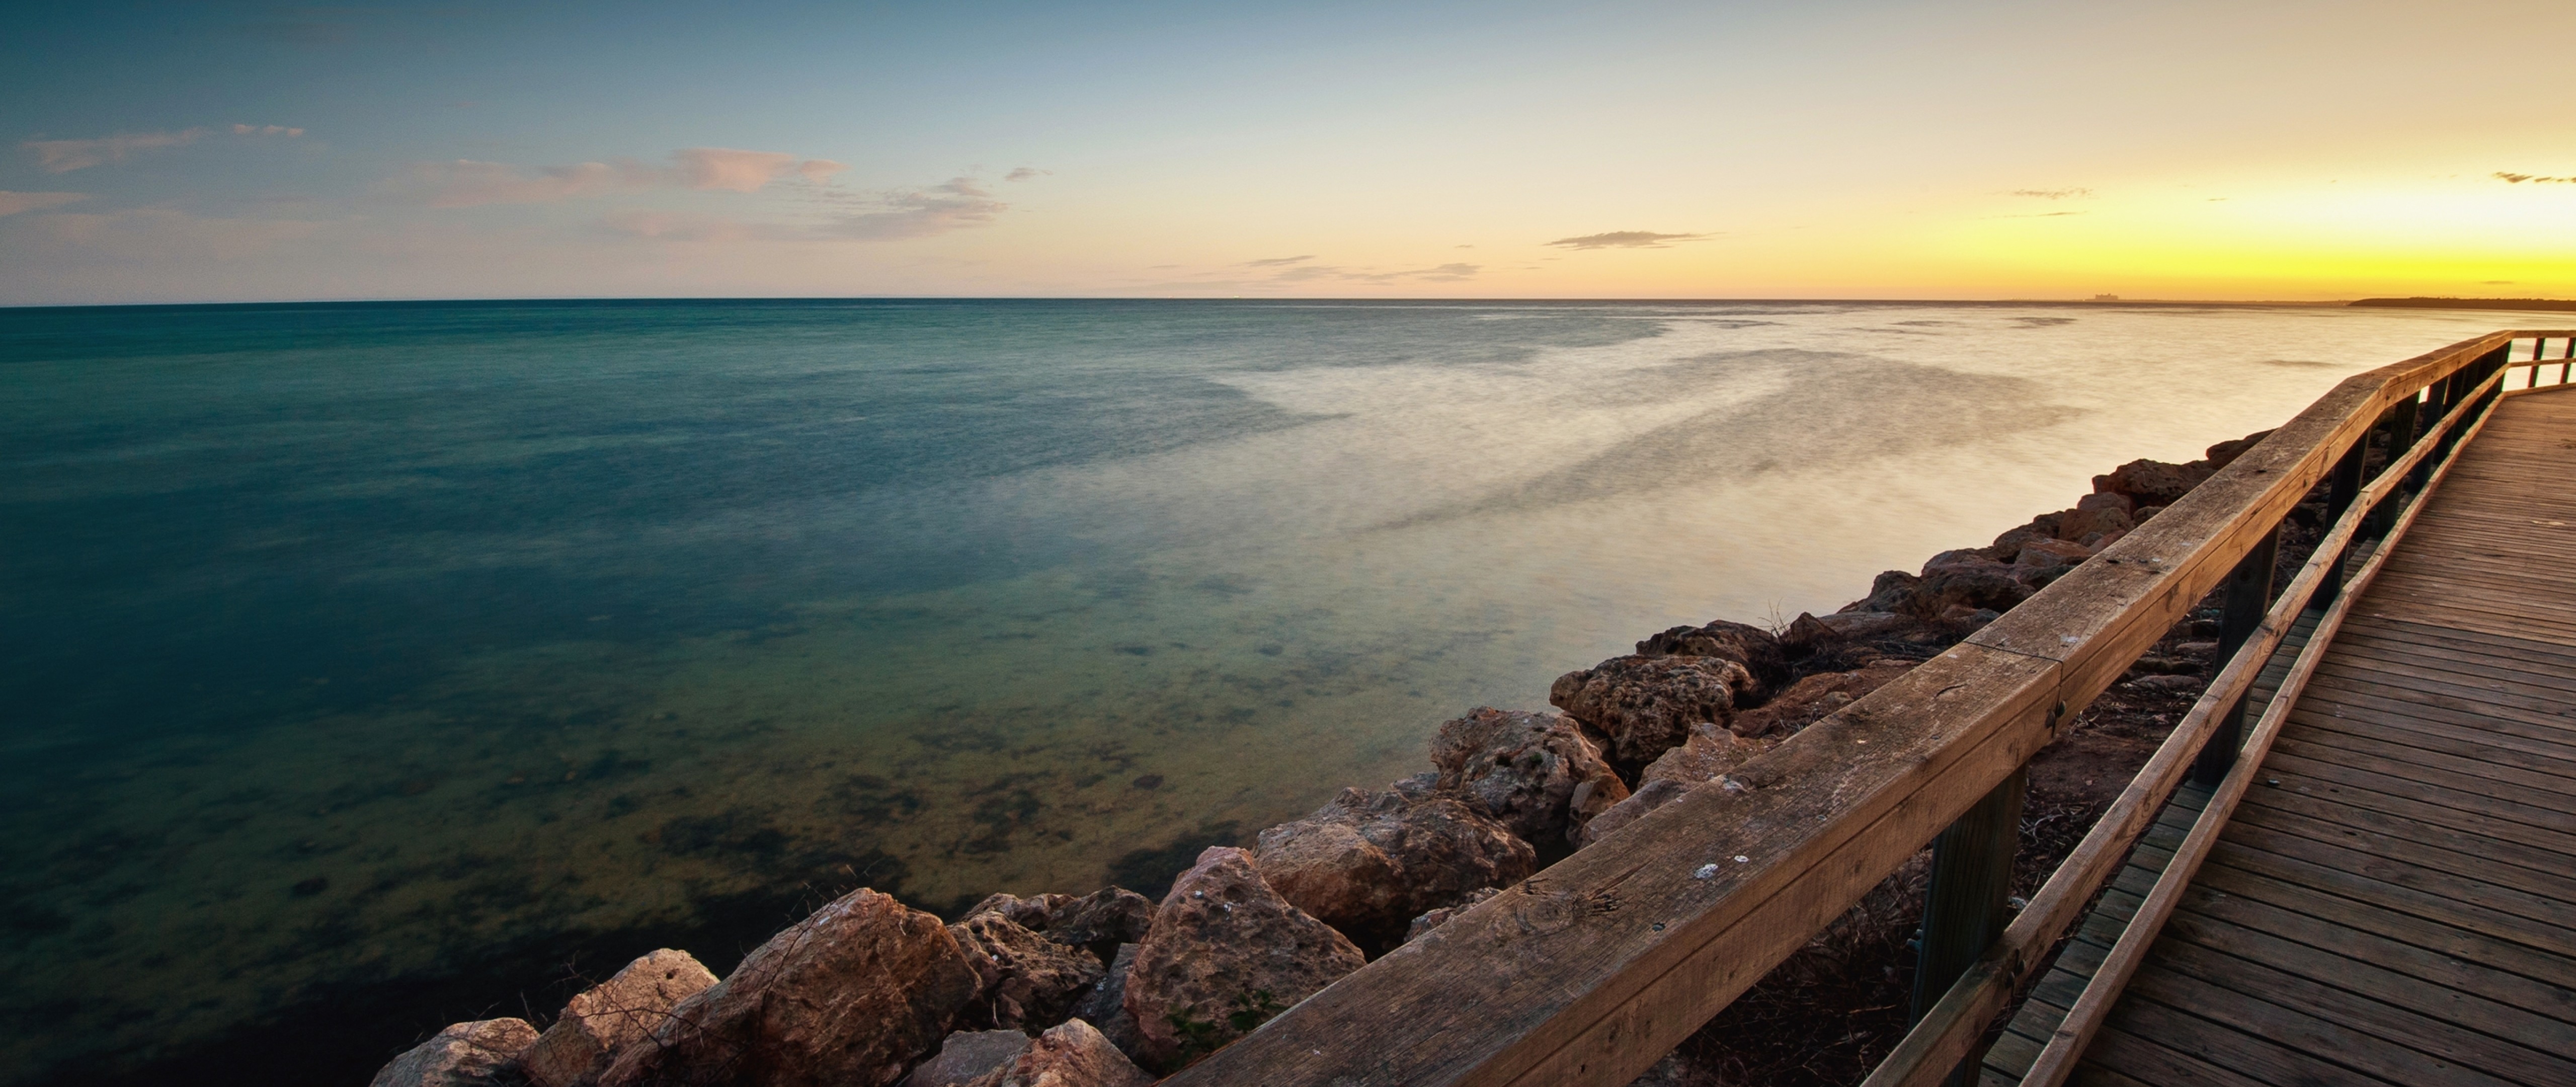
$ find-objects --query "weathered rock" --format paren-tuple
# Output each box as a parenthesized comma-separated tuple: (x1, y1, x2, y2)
(1633, 619, 1791, 696)
(599, 888, 979, 1087)
(370, 1019, 538, 1087)
(901, 1031, 1033, 1087)
(1579, 724, 1779, 848)
(1122, 847, 1364, 1071)
(2013, 537, 2094, 572)
(523, 949, 717, 1087)
(1253, 785, 1535, 952)
(2093, 458, 2212, 507)
(963, 892, 1078, 934)
(950, 911, 1106, 1031)
(1840, 570, 1921, 613)
(2127, 674, 2204, 692)
(2204, 430, 2272, 471)
(1810, 610, 1914, 640)
(1429, 707, 1630, 844)
(1402, 885, 1500, 943)
(1048, 887, 1154, 960)
(963, 1018, 1156, 1087)
(1575, 778, 1689, 848)
(1069, 943, 1142, 1059)
(1550, 655, 1756, 771)
(1779, 612, 1841, 655)
(2054, 499, 2134, 543)
(1915, 552, 2032, 612)
(1727, 659, 1919, 739)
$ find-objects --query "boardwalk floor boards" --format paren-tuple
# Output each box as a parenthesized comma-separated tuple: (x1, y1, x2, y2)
(1996, 392, 2576, 1085)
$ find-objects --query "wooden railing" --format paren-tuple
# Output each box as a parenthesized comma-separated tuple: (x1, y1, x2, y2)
(1162, 330, 2573, 1087)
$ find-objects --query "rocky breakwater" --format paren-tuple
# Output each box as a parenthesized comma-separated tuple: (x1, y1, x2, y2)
(370, 431, 2281, 1087)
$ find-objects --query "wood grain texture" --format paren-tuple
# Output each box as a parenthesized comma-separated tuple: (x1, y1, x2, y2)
(2066, 382, 2576, 1086)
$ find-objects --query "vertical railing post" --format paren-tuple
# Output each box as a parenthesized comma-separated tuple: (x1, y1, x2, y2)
(2193, 523, 2279, 786)
(1912, 766, 2028, 1085)
(2316, 436, 2367, 606)
(2560, 336, 2571, 386)
(2371, 395, 2421, 540)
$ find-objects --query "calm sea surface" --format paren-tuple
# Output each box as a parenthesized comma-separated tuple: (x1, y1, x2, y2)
(0, 299, 2527, 1083)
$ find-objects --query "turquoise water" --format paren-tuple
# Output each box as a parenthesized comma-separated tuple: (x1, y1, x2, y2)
(0, 299, 2521, 1083)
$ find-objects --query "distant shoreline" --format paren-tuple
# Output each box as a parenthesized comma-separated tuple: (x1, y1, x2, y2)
(2348, 296, 2576, 312)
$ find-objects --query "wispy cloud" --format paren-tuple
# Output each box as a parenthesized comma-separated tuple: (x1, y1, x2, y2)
(1543, 230, 1706, 250)
(406, 147, 843, 207)
(0, 191, 89, 217)
(2496, 172, 2576, 184)
(1004, 167, 1049, 182)
(1259, 261, 1480, 283)
(672, 147, 845, 191)
(599, 177, 1014, 243)
(23, 124, 305, 173)
(1243, 255, 1313, 267)
(2009, 187, 2092, 199)
(822, 177, 1007, 240)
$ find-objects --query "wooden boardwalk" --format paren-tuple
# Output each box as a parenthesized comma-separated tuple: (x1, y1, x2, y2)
(1987, 389, 2576, 1085)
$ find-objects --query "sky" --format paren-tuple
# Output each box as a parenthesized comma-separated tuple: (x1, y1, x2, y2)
(3, 0, 2572, 305)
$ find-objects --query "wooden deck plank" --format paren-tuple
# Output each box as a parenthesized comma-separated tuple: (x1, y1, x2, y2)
(2174, 874, 2576, 1024)
(2152, 912, 2576, 1072)
(2259, 748, 2576, 839)
(2314, 641, 2576, 703)
(2338, 614, 2576, 668)
(2266, 734, 2576, 819)
(2239, 783, 2576, 876)
(2286, 702, 2576, 777)
(2063, 391, 2576, 1085)
(2199, 837, 2576, 960)
(2309, 650, 2576, 717)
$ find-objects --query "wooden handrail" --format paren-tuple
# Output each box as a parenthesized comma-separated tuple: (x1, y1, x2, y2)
(1161, 331, 2528, 1087)
(1864, 350, 2513, 1087)
(2018, 356, 2509, 1087)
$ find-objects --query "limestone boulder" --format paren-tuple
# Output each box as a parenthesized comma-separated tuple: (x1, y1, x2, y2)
(1428, 707, 1629, 844)
(1253, 785, 1534, 952)
(1122, 847, 1364, 1072)
(962, 892, 1077, 934)
(370, 1019, 538, 1087)
(1632, 619, 1791, 696)
(523, 949, 717, 1087)
(1580, 724, 1779, 848)
(1839, 570, 1921, 613)
(962, 1019, 1156, 1087)
(2094, 458, 2212, 507)
(949, 911, 1106, 1031)
(901, 1031, 1032, 1087)
(958, 887, 1151, 965)
(1728, 660, 1918, 739)
(1915, 552, 2032, 613)
(2054, 496, 2134, 544)
(1810, 610, 1914, 641)
(1402, 886, 1499, 943)
(1550, 655, 1756, 771)
(1639, 723, 1777, 789)
(1069, 943, 1142, 1059)
(1048, 887, 1155, 961)
(599, 888, 979, 1087)
(1574, 778, 1688, 848)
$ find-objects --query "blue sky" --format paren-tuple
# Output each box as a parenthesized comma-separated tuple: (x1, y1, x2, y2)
(5, 1, 2572, 303)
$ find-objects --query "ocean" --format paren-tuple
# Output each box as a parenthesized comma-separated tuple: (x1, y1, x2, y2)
(0, 298, 2525, 1083)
